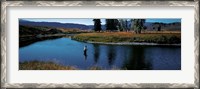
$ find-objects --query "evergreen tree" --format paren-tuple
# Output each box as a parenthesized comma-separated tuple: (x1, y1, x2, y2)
(93, 19, 102, 32)
(106, 19, 119, 31)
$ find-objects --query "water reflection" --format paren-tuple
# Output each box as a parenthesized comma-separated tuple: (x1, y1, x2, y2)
(107, 46, 116, 66)
(19, 38, 181, 70)
(93, 44, 100, 64)
(122, 46, 152, 70)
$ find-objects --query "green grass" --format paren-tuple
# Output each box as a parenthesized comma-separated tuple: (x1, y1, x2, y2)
(72, 32, 181, 44)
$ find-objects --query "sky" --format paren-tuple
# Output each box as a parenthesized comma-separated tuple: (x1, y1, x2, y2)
(145, 19, 181, 23)
(21, 18, 181, 25)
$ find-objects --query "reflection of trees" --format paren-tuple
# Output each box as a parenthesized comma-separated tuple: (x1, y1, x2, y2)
(122, 46, 152, 70)
(107, 46, 116, 66)
(93, 44, 100, 64)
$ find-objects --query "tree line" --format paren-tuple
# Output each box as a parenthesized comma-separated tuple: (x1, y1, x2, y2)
(93, 19, 146, 34)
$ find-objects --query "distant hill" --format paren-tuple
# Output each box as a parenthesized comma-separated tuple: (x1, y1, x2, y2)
(19, 20, 181, 31)
(116, 21, 181, 31)
(126, 21, 181, 31)
(19, 20, 94, 30)
(144, 22, 181, 31)
(19, 25, 63, 36)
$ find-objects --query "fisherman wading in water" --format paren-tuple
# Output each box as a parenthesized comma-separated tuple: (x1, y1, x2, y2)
(83, 46, 88, 60)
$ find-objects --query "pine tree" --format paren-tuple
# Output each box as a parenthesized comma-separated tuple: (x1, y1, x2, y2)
(105, 19, 119, 31)
(93, 19, 102, 32)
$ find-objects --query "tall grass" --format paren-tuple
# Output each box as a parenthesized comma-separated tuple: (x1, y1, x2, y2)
(19, 60, 77, 70)
(19, 61, 125, 70)
(72, 32, 181, 44)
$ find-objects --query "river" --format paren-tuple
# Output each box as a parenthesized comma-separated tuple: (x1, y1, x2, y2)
(19, 37, 181, 70)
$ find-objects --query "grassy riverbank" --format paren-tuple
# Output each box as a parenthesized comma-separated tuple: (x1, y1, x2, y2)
(19, 61, 77, 70)
(19, 61, 123, 70)
(72, 31, 181, 44)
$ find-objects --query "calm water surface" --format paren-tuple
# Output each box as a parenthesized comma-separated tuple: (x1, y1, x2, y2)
(19, 38, 181, 70)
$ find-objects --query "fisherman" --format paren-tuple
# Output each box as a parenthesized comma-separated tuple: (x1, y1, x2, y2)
(83, 46, 87, 60)
(84, 45, 87, 55)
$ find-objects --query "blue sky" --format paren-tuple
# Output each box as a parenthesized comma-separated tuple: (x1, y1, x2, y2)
(21, 18, 181, 25)
(145, 19, 181, 23)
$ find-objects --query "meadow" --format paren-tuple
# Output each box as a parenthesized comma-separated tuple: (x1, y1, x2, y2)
(72, 31, 181, 44)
